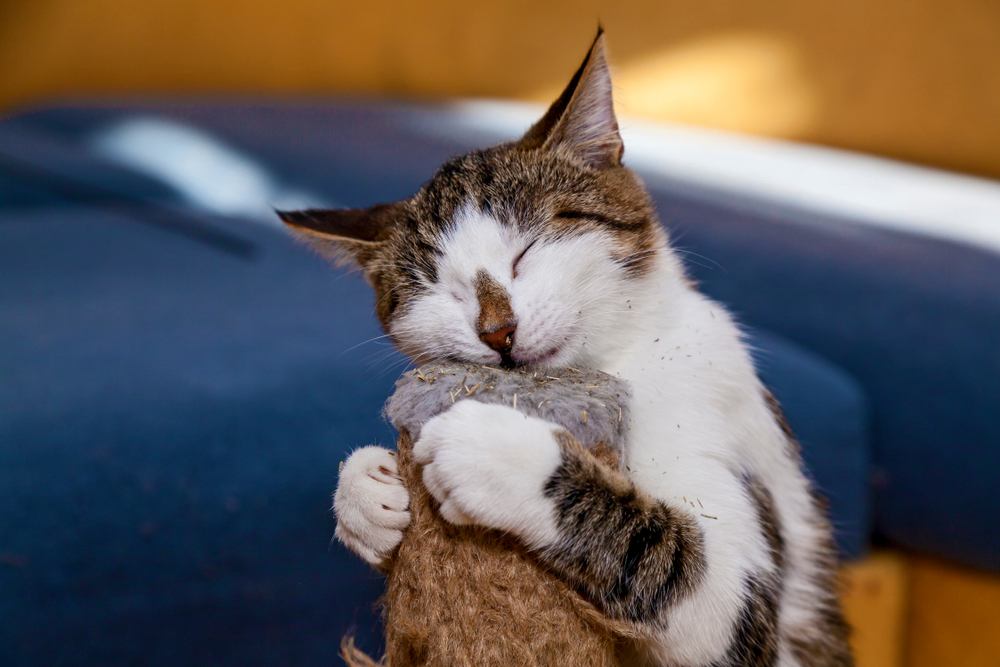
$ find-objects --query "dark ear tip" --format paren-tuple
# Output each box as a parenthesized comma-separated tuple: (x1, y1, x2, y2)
(588, 25, 608, 58)
(275, 209, 306, 225)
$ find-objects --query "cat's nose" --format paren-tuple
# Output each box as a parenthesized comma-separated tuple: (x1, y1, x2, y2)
(479, 323, 516, 354)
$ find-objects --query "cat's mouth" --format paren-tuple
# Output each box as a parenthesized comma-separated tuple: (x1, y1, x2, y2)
(513, 345, 562, 368)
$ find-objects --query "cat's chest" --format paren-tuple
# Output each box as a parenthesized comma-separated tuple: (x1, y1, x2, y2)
(608, 342, 734, 468)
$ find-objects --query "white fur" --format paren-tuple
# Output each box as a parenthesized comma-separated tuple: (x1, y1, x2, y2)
(413, 400, 563, 550)
(605, 282, 779, 666)
(340, 209, 832, 666)
(390, 204, 636, 368)
(333, 445, 410, 568)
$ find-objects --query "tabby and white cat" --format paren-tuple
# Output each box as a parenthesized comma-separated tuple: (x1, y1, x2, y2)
(280, 30, 852, 667)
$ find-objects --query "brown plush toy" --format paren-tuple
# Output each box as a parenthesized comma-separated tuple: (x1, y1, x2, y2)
(342, 362, 639, 667)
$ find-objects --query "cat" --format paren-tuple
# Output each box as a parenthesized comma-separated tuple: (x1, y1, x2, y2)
(279, 29, 853, 667)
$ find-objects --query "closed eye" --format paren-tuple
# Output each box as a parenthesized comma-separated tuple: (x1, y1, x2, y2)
(512, 239, 538, 278)
(555, 209, 632, 230)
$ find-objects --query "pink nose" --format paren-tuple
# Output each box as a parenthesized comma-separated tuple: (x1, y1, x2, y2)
(479, 323, 516, 354)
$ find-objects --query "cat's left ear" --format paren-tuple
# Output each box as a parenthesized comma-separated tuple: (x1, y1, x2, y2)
(520, 28, 623, 169)
(276, 203, 399, 269)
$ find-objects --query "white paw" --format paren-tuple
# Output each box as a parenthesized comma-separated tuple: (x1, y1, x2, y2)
(413, 400, 563, 549)
(333, 445, 410, 568)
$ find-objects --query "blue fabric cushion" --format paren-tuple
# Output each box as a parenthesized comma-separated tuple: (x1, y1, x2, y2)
(0, 122, 179, 208)
(0, 206, 394, 665)
(0, 192, 868, 666)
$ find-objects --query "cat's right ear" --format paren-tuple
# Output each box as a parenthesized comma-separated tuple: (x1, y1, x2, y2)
(519, 28, 623, 169)
(276, 203, 398, 268)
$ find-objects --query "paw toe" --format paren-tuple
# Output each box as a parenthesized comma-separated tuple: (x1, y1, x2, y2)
(438, 498, 472, 525)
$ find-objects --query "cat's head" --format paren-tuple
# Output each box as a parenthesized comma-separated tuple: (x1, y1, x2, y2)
(279, 30, 672, 369)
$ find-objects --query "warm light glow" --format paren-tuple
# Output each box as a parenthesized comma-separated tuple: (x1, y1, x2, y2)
(538, 32, 819, 137)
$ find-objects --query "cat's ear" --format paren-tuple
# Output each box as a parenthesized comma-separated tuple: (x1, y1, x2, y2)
(520, 28, 623, 169)
(276, 203, 399, 268)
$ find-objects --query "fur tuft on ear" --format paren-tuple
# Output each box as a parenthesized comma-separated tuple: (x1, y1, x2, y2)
(521, 28, 623, 169)
(276, 204, 399, 268)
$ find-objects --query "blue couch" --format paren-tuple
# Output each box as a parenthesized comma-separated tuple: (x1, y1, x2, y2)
(1, 101, 996, 666)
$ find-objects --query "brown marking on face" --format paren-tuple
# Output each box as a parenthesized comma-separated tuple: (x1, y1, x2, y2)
(545, 165, 663, 278)
(474, 270, 515, 336)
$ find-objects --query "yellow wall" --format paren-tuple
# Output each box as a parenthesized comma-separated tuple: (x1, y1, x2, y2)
(2, 1, 999, 178)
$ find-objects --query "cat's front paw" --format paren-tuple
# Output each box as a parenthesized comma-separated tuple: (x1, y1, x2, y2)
(413, 400, 563, 549)
(333, 446, 410, 569)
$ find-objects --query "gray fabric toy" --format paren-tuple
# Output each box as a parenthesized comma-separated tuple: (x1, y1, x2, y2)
(385, 362, 630, 450)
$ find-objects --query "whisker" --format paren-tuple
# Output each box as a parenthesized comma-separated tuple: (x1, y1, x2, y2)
(672, 246, 726, 273)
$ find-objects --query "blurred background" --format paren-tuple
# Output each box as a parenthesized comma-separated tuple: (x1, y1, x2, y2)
(3, 0, 1000, 176)
(1, 2, 998, 667)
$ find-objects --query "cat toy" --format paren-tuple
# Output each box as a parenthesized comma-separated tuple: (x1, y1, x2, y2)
(342, 361, 638, 666)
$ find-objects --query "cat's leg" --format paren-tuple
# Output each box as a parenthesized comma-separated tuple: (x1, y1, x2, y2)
(333, 445, 411, 570)
(414, 400, 565, 549)
(413, 400, 705, 623)
(415, 400, 781, 666)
